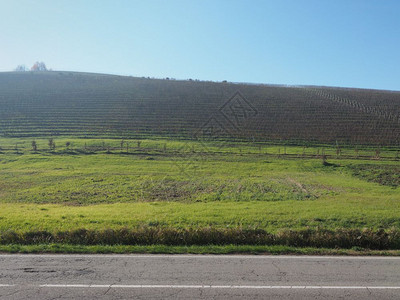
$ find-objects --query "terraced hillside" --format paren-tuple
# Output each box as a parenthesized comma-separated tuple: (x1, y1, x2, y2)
(0, 71, 399, 145)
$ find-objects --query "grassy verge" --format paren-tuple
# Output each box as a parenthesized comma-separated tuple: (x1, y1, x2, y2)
(1, 227, 399, 250)
(1, 199, 399, 233)
(1, 244, 399, 256)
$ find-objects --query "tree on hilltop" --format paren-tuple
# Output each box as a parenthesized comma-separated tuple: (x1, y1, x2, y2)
(31, 61, 48, 71)
(14, 65, 29, 72)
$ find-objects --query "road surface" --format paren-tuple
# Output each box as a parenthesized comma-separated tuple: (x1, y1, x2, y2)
(0, 254, 399, 299)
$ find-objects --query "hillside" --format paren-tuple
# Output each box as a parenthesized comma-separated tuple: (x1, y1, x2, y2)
(0, 71, 399, 145)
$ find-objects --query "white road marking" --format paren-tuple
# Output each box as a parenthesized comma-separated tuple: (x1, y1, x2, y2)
(0, 284, 15, 287)
(38, 284, 400, 289)
(0, 254, 399, 260)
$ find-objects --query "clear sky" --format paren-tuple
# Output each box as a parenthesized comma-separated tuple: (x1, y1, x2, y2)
(1, 0, 399, 90)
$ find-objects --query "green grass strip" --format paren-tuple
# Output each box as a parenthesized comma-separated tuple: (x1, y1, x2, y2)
(0, 244, 399, 256)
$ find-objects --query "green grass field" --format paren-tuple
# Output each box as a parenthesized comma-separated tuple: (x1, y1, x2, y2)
(0, 137, 399, 253)
(0, 72, 399, 254)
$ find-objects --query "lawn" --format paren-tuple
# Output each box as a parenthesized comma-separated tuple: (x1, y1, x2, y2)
(0, 137, 399, 253)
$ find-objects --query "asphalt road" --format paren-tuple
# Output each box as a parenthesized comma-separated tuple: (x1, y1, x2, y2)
(0, 254, 399, 299)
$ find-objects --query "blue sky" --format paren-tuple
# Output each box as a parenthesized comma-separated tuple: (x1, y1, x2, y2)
(1, 0, 399, 90)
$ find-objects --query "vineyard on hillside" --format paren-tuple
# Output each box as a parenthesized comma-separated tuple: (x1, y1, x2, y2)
(0, 71, 399, 146)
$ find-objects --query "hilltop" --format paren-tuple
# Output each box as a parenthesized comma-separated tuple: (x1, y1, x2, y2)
(0, 71, 399, 145)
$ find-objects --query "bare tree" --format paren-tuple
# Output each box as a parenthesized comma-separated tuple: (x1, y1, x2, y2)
(48, 138, 56, 151)
(322, 154, 328, 166)
(15, 65, 28, 72)
(31, 140, 37, 151)
(31, 62, 48, 71)
(375, 148, 381, 159)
